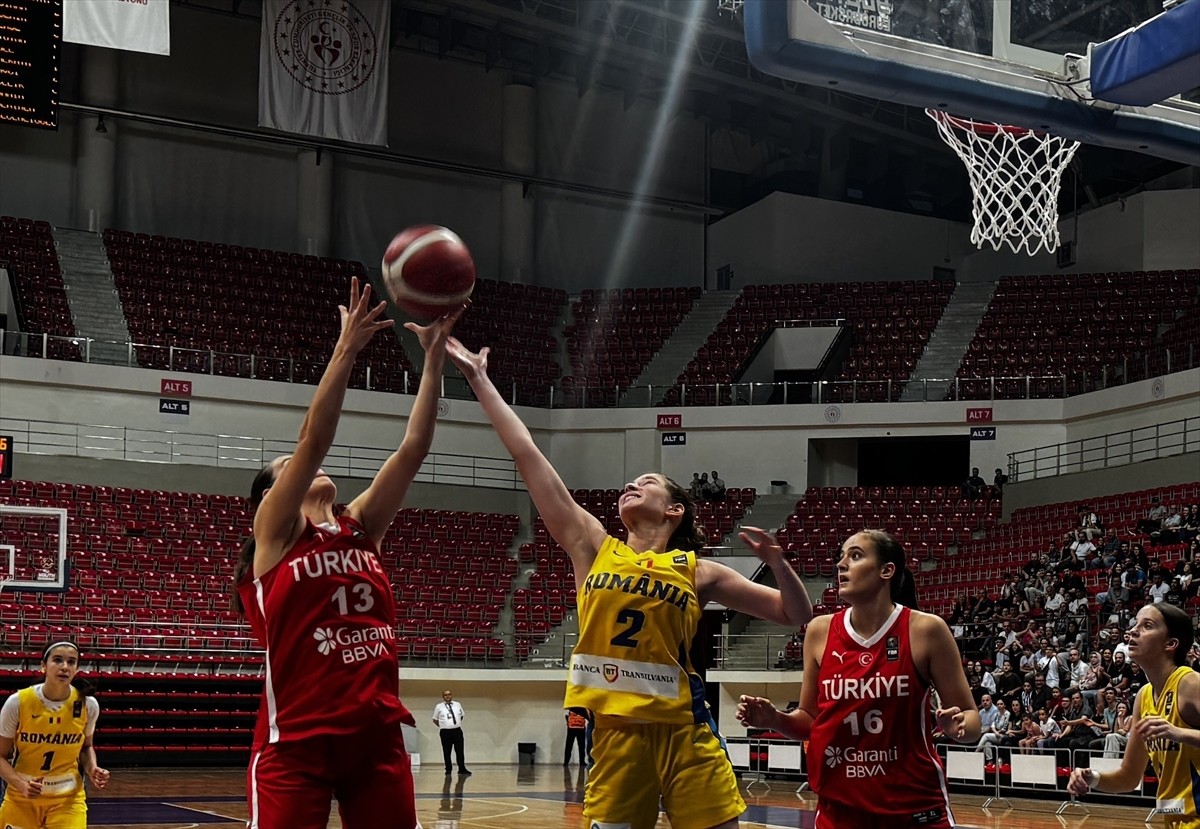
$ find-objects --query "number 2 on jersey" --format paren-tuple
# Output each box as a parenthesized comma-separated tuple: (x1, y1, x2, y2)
(331, 583, 374, 615)
(610, 608, 645, 648)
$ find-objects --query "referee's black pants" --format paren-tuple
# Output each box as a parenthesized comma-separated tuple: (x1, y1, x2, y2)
(440, 727, 466, 772)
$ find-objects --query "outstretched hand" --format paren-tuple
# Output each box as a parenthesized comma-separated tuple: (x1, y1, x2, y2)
(337, 277, 394, 354)
(446, 336, 490, 381)
(738, 526, 786, 567)
(404, 303, 466, 354)
(736, 695, 779, 730)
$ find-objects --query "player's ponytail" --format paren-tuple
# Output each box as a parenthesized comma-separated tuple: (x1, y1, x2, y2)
(861, 529, 920, 610)
(1153, 602, 1194, 665)
(231, 463, 277, 614)
(661, 475, 707, 553)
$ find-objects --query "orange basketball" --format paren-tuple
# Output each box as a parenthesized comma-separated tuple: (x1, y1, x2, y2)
(381, 225, 475, 320)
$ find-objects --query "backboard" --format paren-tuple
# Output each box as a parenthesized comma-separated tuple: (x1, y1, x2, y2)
(743, 0, 1200, 166)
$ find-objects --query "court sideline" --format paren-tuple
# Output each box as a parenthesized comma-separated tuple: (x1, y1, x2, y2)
(82, 765, 1158, 828)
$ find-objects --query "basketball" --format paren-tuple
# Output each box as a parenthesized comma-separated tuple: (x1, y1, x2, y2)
(381, 225, 475, 320)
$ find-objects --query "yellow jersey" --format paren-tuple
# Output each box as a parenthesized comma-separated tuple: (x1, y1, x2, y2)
(565, 536, 706, 724)
(1138, 666, 1200, 822)
(9, 686, 90, 798)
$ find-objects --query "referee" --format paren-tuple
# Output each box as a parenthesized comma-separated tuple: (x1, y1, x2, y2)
(432, 689, 470, 775)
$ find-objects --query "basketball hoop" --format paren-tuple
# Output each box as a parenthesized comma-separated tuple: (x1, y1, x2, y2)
(926, 109, 1081, 257)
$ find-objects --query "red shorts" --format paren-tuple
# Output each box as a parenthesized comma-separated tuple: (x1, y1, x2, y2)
(815, 799, 954, 829)
(247, 731, 417, 829)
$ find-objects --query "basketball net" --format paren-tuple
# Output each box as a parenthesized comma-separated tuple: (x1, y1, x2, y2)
(927, 109, 1081, 257)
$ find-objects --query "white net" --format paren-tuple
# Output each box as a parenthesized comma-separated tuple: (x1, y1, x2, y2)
(927, 109, 1081, 257)
(717, 0, 744, 15)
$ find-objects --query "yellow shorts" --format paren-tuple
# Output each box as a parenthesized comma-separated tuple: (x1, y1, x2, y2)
(0, 792, 88, 829)
(583, 717, 745, 829)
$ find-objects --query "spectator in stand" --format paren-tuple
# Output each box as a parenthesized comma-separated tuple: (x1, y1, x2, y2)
(1018, 645, 1038, 678)
(1016, 712, 1043, 753)
(1121, 561, 1146, 601)
(1079, 653, 1108, 707)
(696, 472, 713, 501)
(1000, 700, 1027, 750)
(1148, 572, 1171, 603)
(1046, 686, 1067, 719)
(962, 467, 987, 500)
(1067, 531, 1096, 570)
(1180, 504, 1199, 544)
(976, 661, 996, 696)
(1057, 690, 1100, 751)
(1044, 587, 1066, 614)
(1109, 651, 1134, 695)
(976, 696, 1009, 760)
(1067, 589, 1090, 617)
(1029, 674, 1052, 711)
(1155, 504, 1183, 544)
(1176, 561, 1195, 599)
(707, 471, 726, 502)
(1164, 576, 1186, 607)
(1096, 530, 1122, 568)
(995, 660, 1023, 700)
(1063, 648, 1088, 692)
(990, 468, 1008, 499)
(1101, 700, 1132, 759)
(1078, 505, 1102, 541)
(688, 473, 703, 500)
(1136, 498, 1167, 535)
(1126, 661, 1148, 697)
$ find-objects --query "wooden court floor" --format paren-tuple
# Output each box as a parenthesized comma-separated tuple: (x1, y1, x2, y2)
(80, 765, 1160, 828)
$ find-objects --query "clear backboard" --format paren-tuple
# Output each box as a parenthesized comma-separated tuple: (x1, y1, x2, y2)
(0, 504, 68, 592)
(744, 0, 1200, 166)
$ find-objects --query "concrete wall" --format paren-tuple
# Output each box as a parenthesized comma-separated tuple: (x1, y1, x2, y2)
(3, 356, 1195, 500)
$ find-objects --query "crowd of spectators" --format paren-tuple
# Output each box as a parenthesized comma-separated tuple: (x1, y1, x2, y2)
(941, 499, 1200, 763)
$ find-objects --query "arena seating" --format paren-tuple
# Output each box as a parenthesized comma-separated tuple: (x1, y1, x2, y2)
(777, 485, 1002, 579)
(954, 270, 1200, 399)
(450, 278, 568, 406)
(560, 286, 699, 406)
(662, 280, 954, 406)
(916, 481, 1200, 618)
(0, 216, 81, 361)
(102, 229, 415, 390)
(0, 480, 519, 669)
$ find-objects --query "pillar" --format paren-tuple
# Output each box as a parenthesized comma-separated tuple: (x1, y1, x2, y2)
(75, 49, 118, 232)
(297, 149, 334, 256)
(501, 83, 536, 284)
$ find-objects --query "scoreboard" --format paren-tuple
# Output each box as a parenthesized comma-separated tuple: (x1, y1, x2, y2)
(0, 0, 61, 130)
(0, 435, 11, 480)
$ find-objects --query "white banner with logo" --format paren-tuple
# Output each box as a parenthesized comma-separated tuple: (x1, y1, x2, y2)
(258, 0, 389, 146)
(64, 0, 171, 56)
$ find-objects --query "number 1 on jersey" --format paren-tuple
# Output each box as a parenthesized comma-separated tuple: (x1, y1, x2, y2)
(610, 608, 645, 648)
(331, 584, 375, 615)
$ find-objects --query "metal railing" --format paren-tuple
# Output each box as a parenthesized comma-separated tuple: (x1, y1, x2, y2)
(715, 632, 802, 670)
(4, 328, 1196, 408)
(0, 416, 522, 489)
(1009, 416, 1200, 481)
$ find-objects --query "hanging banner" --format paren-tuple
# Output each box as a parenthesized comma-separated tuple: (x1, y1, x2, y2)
(64, 0, 171, 56)
(259, 0, 389, 145)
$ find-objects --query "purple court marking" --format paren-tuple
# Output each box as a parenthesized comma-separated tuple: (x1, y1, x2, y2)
(89, 800, 232, 824)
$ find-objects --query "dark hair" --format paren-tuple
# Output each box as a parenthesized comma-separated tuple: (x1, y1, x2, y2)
(41, 640, 95, 697)
(859, 529, 919, 609)
(1150, 603, 1195, 666)
(660, 474, 706, 553)
(231, 463, 278, 614)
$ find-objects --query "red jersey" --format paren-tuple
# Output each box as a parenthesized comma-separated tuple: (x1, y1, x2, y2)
(237, 515, 414, 747)
(807, 605, 953, 820)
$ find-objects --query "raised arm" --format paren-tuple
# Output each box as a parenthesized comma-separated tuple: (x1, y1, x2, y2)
(447, 337, 605, 570)
(697, 527, 813, 627)
(253, 278, 394, 575)
(347, 308, 462, 546)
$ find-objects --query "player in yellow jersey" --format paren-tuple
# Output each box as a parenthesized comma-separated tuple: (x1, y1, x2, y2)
(0, 641, 109, 829)
(1069, 603, 1199, 828)
(448, 338, 813, 829)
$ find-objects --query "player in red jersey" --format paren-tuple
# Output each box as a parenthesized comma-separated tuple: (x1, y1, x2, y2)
(231, 277, 460, 829)
(738, 529, 980, 828)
